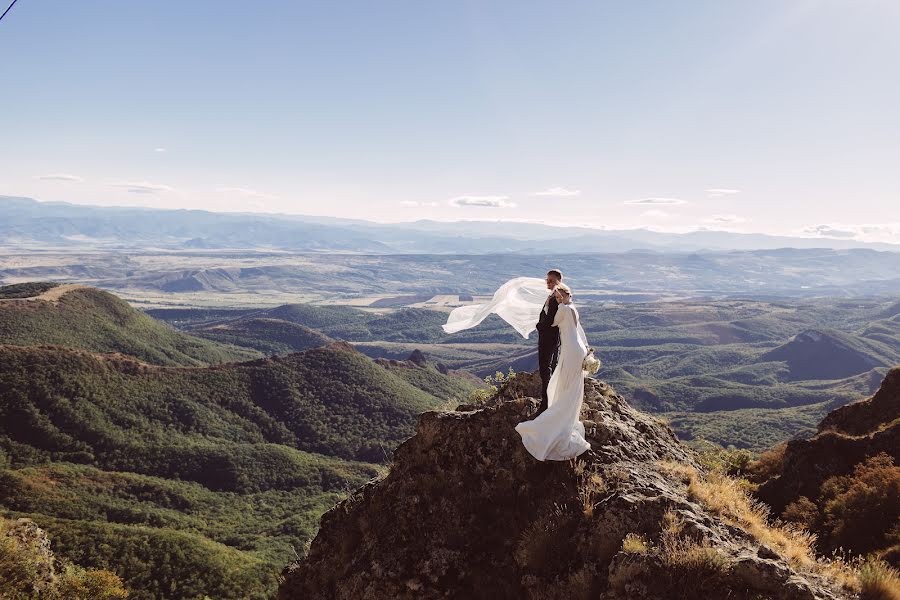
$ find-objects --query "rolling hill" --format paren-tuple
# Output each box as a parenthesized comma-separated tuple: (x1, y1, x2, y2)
(189, 317, 335, 355)
(0, 285, 482, 599)
(149, 296, 900, 452)
(759, 328, 898, 381)
(0, 282, 260, 366)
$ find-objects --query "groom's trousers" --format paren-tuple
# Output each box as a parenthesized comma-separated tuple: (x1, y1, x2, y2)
(537, 342, 559, 413)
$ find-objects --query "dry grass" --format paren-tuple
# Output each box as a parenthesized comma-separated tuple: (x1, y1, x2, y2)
(515, 503, 572, 572)
(571, 458, 588, 476)
(656, 455, 900, 595)
(683, 463, 866, 593)
(576, 470, 607, 519)
(858, 559, 900, 600)
(655, 460, 697, 484)
(621, 533, 649, 555)
(658, 510, 729, 578)
(688, 470, 815, 568)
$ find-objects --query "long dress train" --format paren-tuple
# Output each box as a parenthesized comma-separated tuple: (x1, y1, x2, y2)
(515, 303, 591, 461)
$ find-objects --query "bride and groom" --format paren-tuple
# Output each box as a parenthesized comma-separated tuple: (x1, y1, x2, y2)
(442, 269, 592, 461)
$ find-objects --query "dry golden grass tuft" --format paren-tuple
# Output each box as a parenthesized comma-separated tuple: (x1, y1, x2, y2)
(655, 460, 696, 484)
(574, 461, 607, 519)
(858, 559, 900, 600)
(688, 470, 816, 568)
(621, 533, 649, 555)
(657, 510, 729, 578)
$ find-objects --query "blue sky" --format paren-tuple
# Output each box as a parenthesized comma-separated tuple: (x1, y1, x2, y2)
(1, 1, 898, 242)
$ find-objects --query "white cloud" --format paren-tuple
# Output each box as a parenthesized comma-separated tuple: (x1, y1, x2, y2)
(449, 195, 516, 208)
(641, 209, 670, 219)
(624, 197, 686, 205)
(153, 147, 167, 153)
(400, 200, 439, 207)
(532, 187, 581, 197)
(802, 224, 857, 239)
(705, 214, 747, 224)
(800, 223, 900, 244)
(108, 180, 174, 194)
(216, 186, 278, 200)
(855, 224, 900, 243)
(706, 188, 741, 198)
(34, 173, 83, 182)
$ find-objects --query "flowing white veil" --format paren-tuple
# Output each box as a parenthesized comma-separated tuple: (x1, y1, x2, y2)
(442, 277, 549, 339)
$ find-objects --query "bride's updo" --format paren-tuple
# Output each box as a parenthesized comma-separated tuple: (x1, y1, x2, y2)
(554, 283, 572, 297)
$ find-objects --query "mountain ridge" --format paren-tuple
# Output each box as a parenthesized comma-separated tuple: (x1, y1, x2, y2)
(4, 195, 899, 253)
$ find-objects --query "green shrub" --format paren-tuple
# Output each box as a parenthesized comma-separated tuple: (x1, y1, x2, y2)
(467, 368, 516, 405)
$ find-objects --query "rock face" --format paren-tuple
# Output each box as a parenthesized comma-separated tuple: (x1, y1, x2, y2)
(757, 366, 900, 514)
(278, 373, 851, 600)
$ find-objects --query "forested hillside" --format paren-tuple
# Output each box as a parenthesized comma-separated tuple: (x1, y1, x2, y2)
(0, 285, 480, 599)
(151, 296, 900, 451)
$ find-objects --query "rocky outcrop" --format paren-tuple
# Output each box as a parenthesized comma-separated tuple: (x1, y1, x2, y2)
(1, 518, 58, 595)
(818, 367, 900, 436)
(756, 367, 900, 514)
(278, 372, 852, 600)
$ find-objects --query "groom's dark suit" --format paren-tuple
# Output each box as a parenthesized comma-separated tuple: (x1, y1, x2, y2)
(536, 293, 560, 413)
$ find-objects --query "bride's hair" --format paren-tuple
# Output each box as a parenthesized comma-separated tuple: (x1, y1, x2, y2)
(554, 282, 572, 295)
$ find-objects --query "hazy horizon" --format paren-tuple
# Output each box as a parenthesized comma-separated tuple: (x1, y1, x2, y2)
(2, 1, 899, 243)
(6, 193, 900, 247)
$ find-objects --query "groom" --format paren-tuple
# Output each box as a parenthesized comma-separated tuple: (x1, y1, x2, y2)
(535, 269, 563, 415)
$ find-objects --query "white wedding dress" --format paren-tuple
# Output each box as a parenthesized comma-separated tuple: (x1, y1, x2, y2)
(442, 277, 592, 461)
(514, 302, 592, 461)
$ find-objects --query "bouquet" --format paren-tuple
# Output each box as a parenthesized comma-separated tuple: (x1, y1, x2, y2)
(582, 348, 601, 375)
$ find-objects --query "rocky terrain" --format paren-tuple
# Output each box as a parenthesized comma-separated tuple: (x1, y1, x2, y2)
(279, 373, 854, 600)
(754, 367, 900, 564)
(757, 367, 899, 514)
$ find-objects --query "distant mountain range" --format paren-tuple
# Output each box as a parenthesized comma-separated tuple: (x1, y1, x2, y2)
(3, 195, 899, 253)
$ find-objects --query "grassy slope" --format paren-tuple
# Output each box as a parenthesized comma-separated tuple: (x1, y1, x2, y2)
(0, 285, 260, 366)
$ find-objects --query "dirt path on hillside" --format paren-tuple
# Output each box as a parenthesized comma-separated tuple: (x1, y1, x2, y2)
(0, 283, 87, 304)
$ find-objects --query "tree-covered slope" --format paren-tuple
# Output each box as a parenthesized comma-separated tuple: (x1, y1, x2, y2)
(0, 341, 480, 598)
(0, 283, 260, 366)
(0, 342, 476, 470)
(189, 317, 334, 355)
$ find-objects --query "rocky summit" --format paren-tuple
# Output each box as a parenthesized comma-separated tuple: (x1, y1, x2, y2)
(278, 373, 852, 600)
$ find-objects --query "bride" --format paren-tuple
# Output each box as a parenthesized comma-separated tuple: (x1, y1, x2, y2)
(442, 277, 592, 461)
(514, 283, 591, 461)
